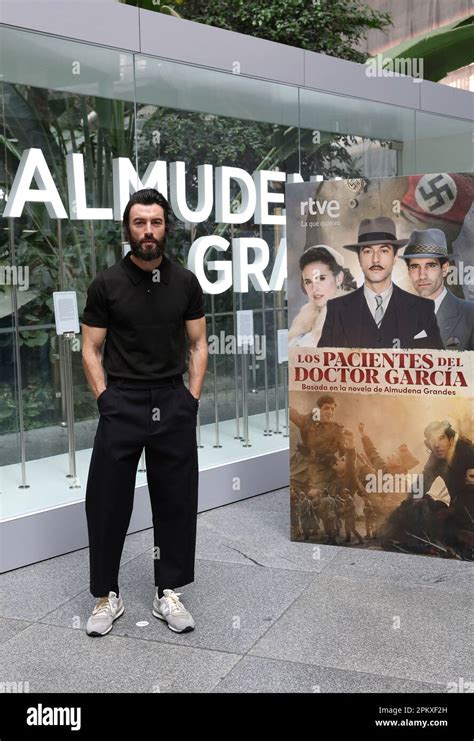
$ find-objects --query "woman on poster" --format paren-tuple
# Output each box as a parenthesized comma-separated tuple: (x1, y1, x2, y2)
(288, 245, 356, 347)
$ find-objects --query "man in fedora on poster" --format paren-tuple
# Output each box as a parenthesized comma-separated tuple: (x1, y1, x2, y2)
(401, 228, 474, 351)
(318, 217, 443, 350)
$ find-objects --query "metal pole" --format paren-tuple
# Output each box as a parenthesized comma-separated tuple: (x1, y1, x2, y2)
(89, 221, 97, 279)
(249, 335, 258, 394)
(58, 336, 67, 427)
(238, 297, 251, 447)
(260, 225, 271, 436)
(58, 220, 65, 289)
(210, 292, 222, 448)
(273, 291, 281, 434)
(63, 332, 80, 488)
(283, 361, 289, 437)
(231, 226, 241, 439)
(9, 219, 29, 489)
(196, 408, 204, 448)
(57, 221, 67, 427)
(273, 211, 284, 434)
(241, 342, 251, 447)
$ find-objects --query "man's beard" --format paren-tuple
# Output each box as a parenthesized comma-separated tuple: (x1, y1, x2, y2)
(129, 234, 166, 261)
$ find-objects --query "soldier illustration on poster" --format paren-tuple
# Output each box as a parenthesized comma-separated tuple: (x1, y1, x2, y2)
(286, 173, 473, 560)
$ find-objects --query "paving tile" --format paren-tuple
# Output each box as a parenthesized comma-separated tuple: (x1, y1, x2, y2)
(249, 574, 473, 686)
(324, 546, 474, 590)
(213, 655, 446, 693)
(0, 550, 89, 621)
(40, 557, 316, 654)
(0, 623, 240, 693)
(0, 617, 31, 644)
(197, 504, 341, 572)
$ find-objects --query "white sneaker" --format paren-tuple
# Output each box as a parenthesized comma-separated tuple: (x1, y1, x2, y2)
(86, 591, 124, 636)
(152, 589, 195, 633)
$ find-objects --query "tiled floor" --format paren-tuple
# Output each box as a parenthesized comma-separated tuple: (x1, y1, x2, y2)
(0, 488, 472, 693)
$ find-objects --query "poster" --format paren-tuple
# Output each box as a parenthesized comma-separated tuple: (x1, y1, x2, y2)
(286, 173, 473, 560)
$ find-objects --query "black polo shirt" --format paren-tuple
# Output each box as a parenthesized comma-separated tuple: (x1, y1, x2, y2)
(82, 252, 205, 383)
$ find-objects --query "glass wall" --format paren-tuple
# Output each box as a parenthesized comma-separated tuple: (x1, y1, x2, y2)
(414, 112, 474, 173)
(133, 54, 299, 439)
(299, 88, 416, 179)
(1, 23, 472, 516)
(0, 27, 136, 514)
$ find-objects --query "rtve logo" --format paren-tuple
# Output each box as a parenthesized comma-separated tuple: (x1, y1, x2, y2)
(300, 197, 340, 217)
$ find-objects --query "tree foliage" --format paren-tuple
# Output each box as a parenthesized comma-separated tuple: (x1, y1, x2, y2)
(138, 0, 392, 63)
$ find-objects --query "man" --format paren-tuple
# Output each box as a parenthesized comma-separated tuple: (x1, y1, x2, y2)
(327, 429, 360, 497)
(307, 488, 323, 536)
(422, 421, 474, 537)
(290, 394, 345, 458)
(363, 497, 377, 539)
(318, 217, 443, 350)
(82, 188, 208, 637)
(299, 489, 318, 540)
(382, 421, 474, 558)
(318, 489, 337, 545)
(340, 488, 364, 545)
(290, 394, 346, 492)
(327, 430, 364, 544)
(401, 228, 474, 351)
(400, 173, 474, 300)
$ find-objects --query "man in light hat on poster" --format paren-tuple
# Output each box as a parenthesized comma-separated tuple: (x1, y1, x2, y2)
(318, 217, 443, 350)
(401, 228, 474, 351)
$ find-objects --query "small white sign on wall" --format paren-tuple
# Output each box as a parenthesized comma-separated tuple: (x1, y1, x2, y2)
(277, 328, 288, 363)
(53, 291, 80, 335)
(236, 309, 254, 349)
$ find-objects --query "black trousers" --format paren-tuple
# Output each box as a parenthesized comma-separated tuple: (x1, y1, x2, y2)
(85, 376, 199, 597)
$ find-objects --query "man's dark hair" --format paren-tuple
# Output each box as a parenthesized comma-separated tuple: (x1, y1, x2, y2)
(317, 394, 336, 409)
(406, 257, 450, 269)
(327, 449, 346, 467)
(122, 189, 172, 241)
(424, 420, 456, 442)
